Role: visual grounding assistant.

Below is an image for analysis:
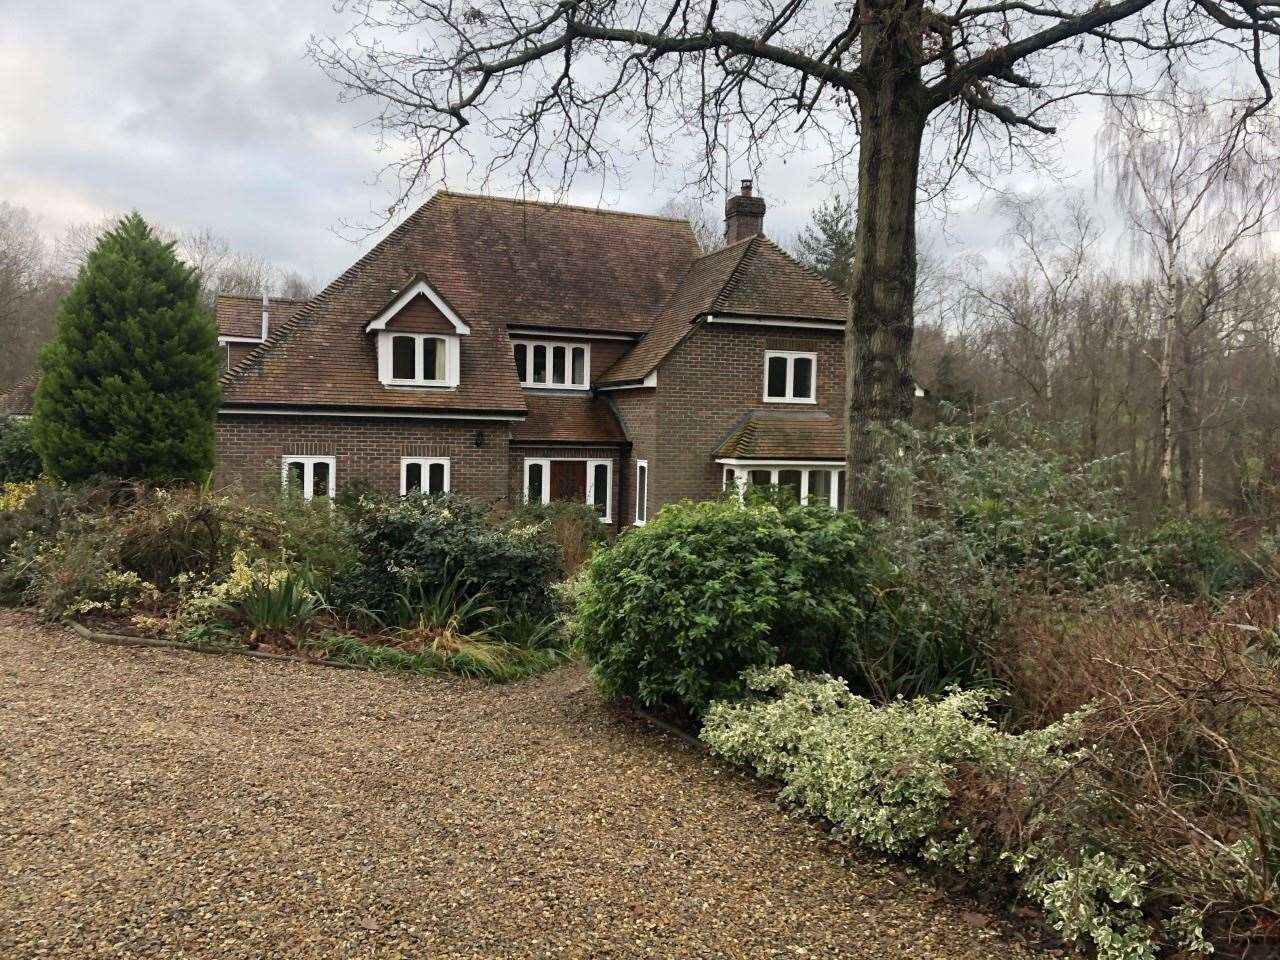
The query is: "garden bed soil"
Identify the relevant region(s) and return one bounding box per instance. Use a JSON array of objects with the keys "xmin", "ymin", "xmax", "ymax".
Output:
[{"xmin": 2, "ymin": 609, "xmax": 1039, "ymax": 959}]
